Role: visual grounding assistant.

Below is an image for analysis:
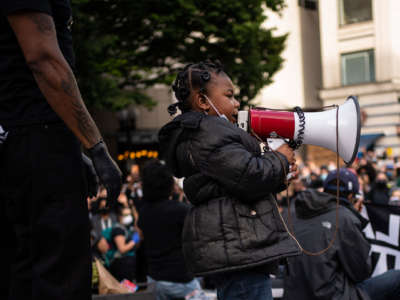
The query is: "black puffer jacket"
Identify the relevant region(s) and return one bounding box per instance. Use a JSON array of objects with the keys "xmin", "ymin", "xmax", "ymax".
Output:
[
  {"xmin": 158, "ymin": 111, "xmax": 300, "ymax": 276},
  {"xmin": 283, "ymin": 189, "xmax": 371, "ymax": 300}
]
